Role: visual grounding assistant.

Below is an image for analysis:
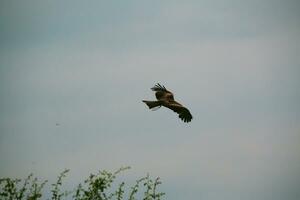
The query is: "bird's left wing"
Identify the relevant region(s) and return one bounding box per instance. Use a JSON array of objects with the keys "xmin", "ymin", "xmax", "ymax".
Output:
[{"xmin": 164, "ymin": 101, "xmax": 193, "ymax": 123}]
